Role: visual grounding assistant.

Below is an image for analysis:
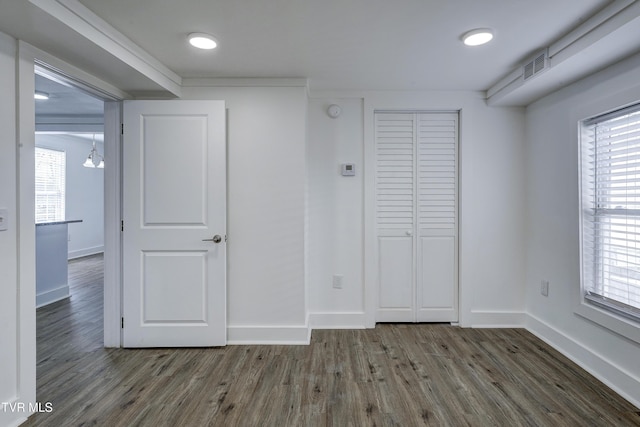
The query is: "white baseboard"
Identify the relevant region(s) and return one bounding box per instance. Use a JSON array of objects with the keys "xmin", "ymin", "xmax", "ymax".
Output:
[
  {"xmin": 308, "ymin": 312, "xmax": 367, "ymax": 329},
  {"xmin": 68, "ymin": 246, "xmax": 104, "ymax": 260},
  {"xmin": 36, "ymin": 285, "xmax": 69, "ymax": 308},
  {"xmin": 526, "ymin": 313, "xmax": 640, "ymax": 409},
  {"xmin": 468, "ymin": 310, "xmax": 526, "ymax": 327},
  {"xmin": 227, "ymin": 324, "xmax": 311, "ymax": 345}
]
